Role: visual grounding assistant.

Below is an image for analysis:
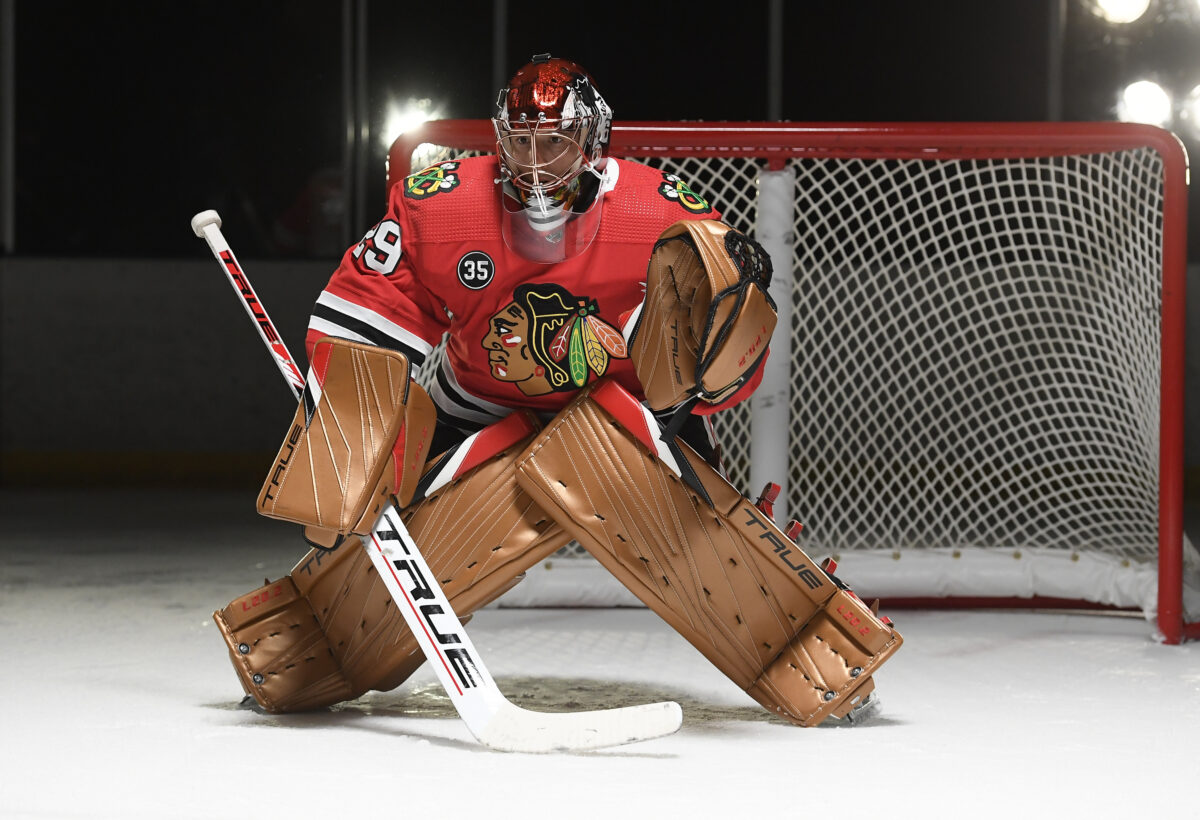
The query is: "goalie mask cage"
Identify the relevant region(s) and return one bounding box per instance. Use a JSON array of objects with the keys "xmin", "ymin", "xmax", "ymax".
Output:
[{"xmin": 388, "ymin": 120, "xmax": 1196, "ymax": 644}]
